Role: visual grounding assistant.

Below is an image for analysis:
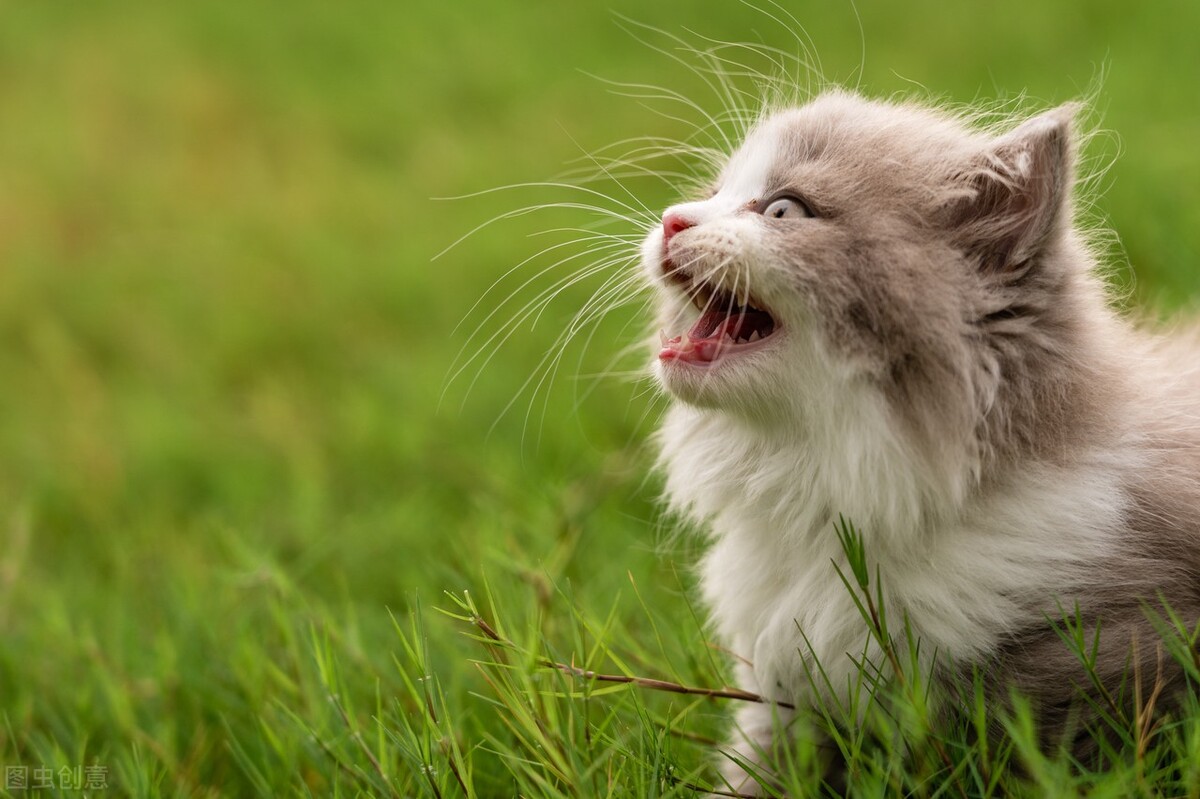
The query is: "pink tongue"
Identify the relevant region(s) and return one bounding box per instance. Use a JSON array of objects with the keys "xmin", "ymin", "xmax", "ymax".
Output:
[
  {"xmin": 659, "ymin": 311, "xmax": 736, "ymax": 363},
  {"xmin": 659, "ymin": 335, "xmax": 724, "ymax": 363}
]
